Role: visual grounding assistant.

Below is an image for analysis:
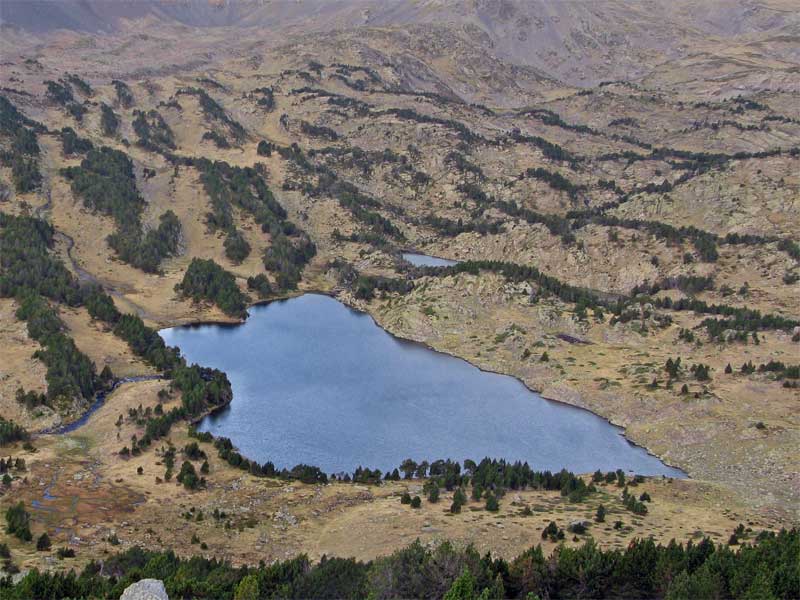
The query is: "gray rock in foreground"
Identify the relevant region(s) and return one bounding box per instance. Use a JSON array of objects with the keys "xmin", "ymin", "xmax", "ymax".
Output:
[{"xmin": 120, "ymin": 579, "xmax": 168, "ymax": 600}]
